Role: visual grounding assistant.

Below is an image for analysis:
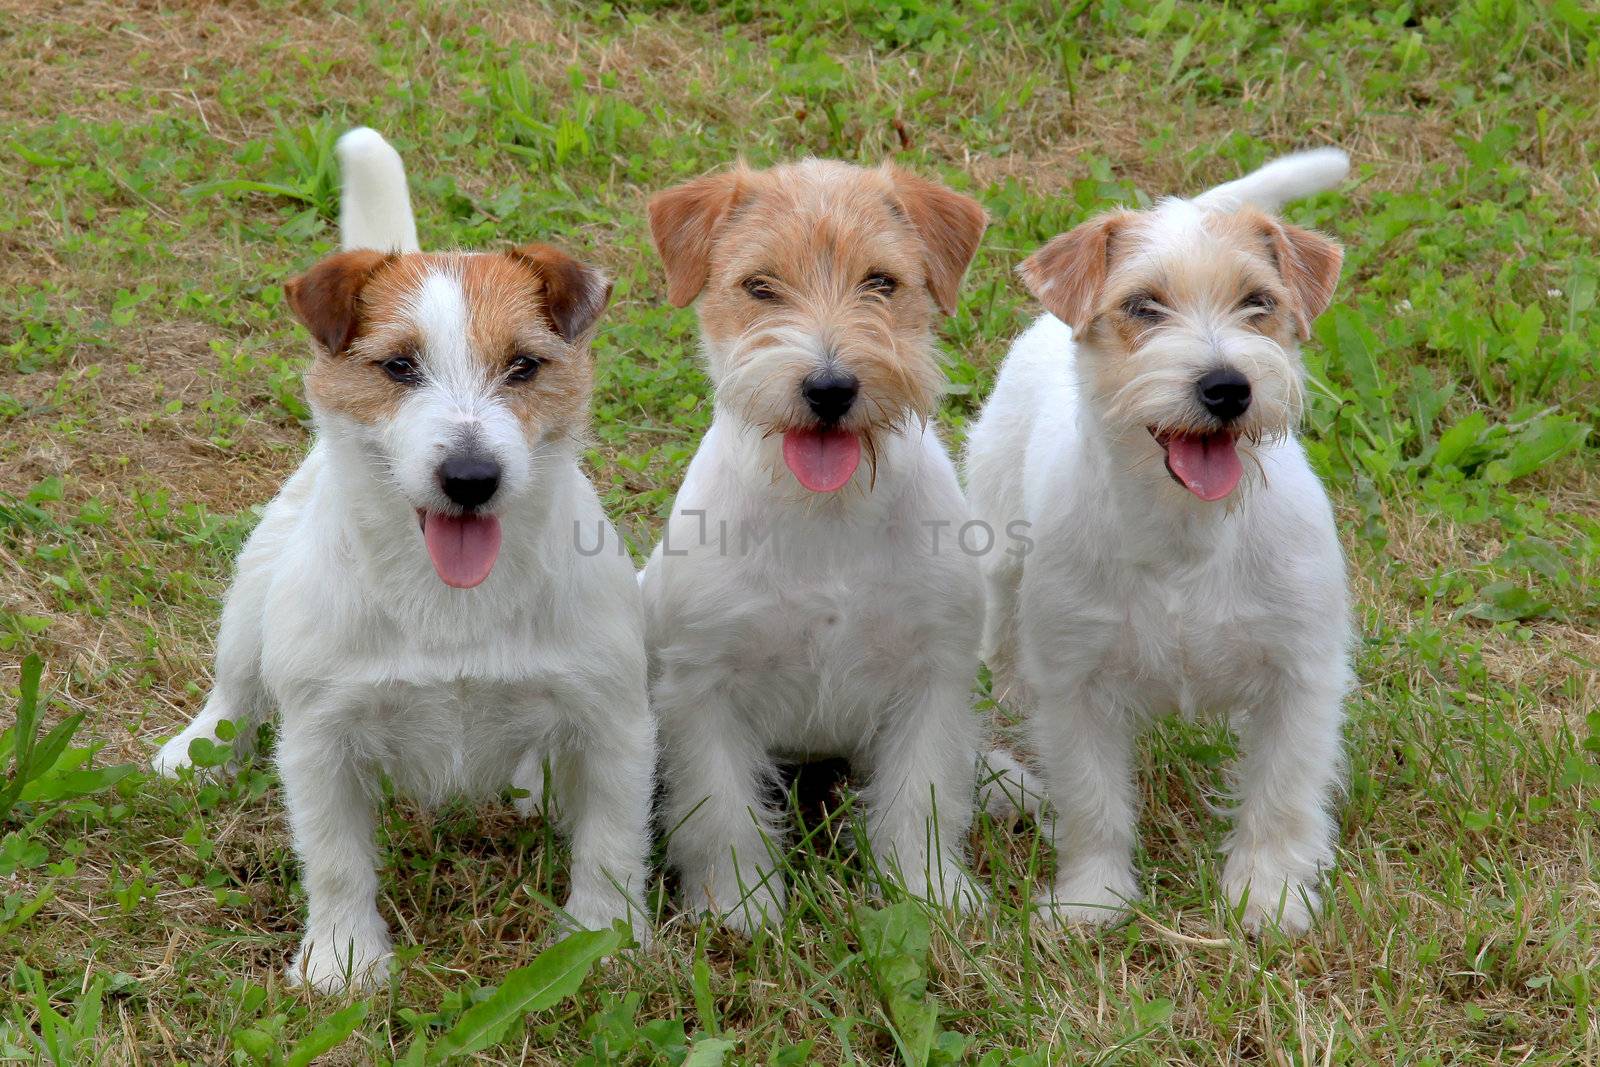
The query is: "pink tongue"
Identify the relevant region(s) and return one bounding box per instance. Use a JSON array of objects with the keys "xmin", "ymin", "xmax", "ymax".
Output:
[
  {"xmin": 782, "ymin": 429, "xmax": 861, "ymax": 493},
  {"xmin": 422, "ymin": 512, "xmax": 503, "ymax": 588},
  {"xmin": 1164, "ymin": 432, "xmax": 1243, "ymax": 501}
]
